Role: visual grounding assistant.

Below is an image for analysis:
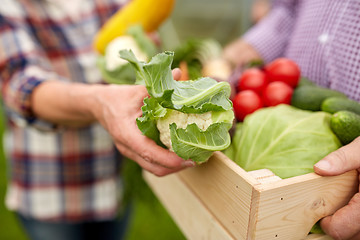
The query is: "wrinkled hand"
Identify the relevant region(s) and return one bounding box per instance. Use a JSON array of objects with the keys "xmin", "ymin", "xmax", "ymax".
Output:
[
  {"xmin": 222, "ymin": 39, "xmax": 262, "ymax": 67},
  {"xmin": 314, "ymin": 137, "xmax": 360, "ymax": 240},
  {"xmin": 92, "ymin": 69, "xmax": 194, "ymax": 176}
]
